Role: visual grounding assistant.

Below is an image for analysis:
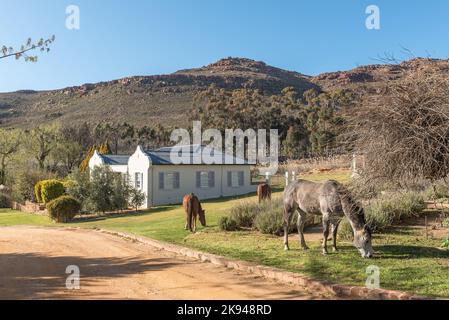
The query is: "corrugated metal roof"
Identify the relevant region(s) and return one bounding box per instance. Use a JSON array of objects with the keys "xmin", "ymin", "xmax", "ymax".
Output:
[
  {"xmin": 144, "ymin": 144, "xmax": 250, "ymax": 165},
  {"xmin": 100, "ymin": 145, "xmax": 251, "ymax": 166},
  {"xmin": 101, "ymin": 155, "xmax": 130, "ymax": 165}
]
